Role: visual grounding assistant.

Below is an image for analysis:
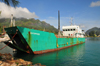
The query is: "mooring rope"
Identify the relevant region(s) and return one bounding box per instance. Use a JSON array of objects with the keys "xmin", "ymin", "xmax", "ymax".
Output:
[
  {"xmin": 0, "ymin": 32, "xmax": 6, "ymax": 37},
  {"xmin": 0, "ymin": 31, "xmax": 17, "ymax": 50}
]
